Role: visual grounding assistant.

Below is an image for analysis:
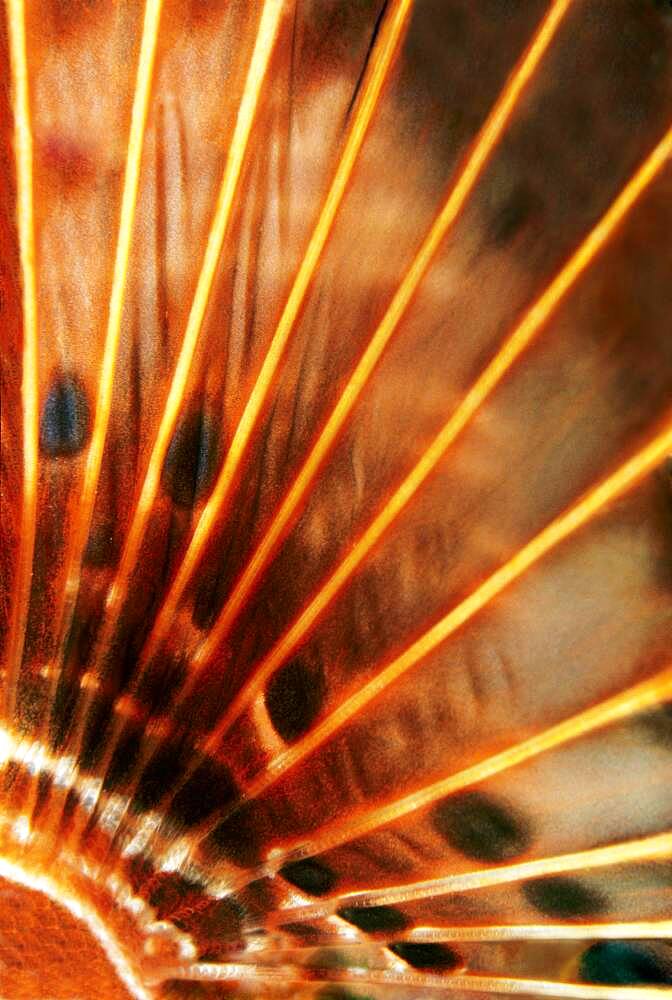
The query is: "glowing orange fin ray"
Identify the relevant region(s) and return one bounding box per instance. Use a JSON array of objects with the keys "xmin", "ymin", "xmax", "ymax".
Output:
[
  {"xmin": 82, "ymin": 0, "xmax": 285, "ymax": 684},
  {"xmin": 213, "ymin": 425, "xmax": 672, "ymax": 827},
  {"xmin": 189, "ymin": 0, "xmax": 575, "ymax": 680},
  {"xmin": 181, "ymin": 417, "xmax": 671, "ymax": 873},
  {"xmin": 2, "ymin": 0, "xmax": 39, "ymax": 723},
  {"xmin": 15, "ymin": 0, "xmax": 164, "ymax": 837},
  {"xmin": 250, "ymin": 920, "xmax": 672, "ymax": 947},
  {"xmin": 273, "ymin": 832, "xmax": 672, "ymax": 922},
  {"xmin": 60, "ymin": 0, "xmax": 285, "ymax": 779},
  {"xmin": 161, "ymin": 960, "xmax": 672, "ymax": 999},
  {"xmin": 138, "ymin": 0, "xmax": 415, "ymax": 670},
  {"xmin": 43, "ymin": 0, "xmax": 164, "ymax": 715},
  {"xmin": 250, "ymin": 666, "xmax": 672, "ymax": 862},
  {"xmin": 202, "ymin": 126, "xmax": 672, "ymax": 759},
  {"xmin": 413, "ymin": 921, "xmax": 672, "ymax": 943},
  {"xmin": 431, "ymin": 981, "xmax": 672, "ymax": 1000},
  {"xmin": 85, "ymin": 0, "xmax": 413, "ymax": 851},
  {"xmin": 94, "ymin": 0, "xmax": 575, "ymax": 858},
  {"xmin": 189, "ymin": 663, "xmax": 671, "ymax": 893}
]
